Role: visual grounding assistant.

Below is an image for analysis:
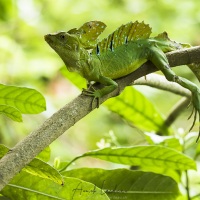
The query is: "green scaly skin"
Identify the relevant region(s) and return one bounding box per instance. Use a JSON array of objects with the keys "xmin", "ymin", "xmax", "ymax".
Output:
[{"xmin": 45, "ymin": 21, "xmax": 200, "ymax": 140}]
